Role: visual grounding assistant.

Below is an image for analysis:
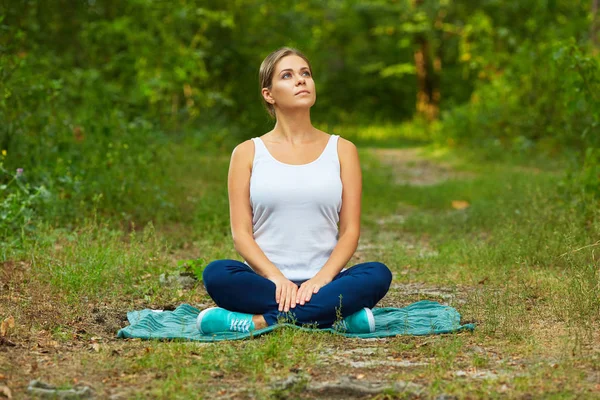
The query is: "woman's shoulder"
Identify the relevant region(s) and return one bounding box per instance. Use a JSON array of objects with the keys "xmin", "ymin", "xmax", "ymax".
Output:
[
  {"xmin": 334, "ymin": 135, "xmax": 357, "ymax": 155},
  {"xmin": 230, "ymin": 139, "xmax": 255, "ymax": 167},
  {"xmin": 336, "ymin": 135, "xmax": 356, "ymax": 147},
  {"xmin": 312, "ymin": 129, "xmax": 353, "ymax": 149},
  {"xmin": 233, "ymin": 138, "xmax": 255, "ymax": 153},
  {"xmin": 333, "ymin": 135, "xmax": 359, "ymax": 168}
]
